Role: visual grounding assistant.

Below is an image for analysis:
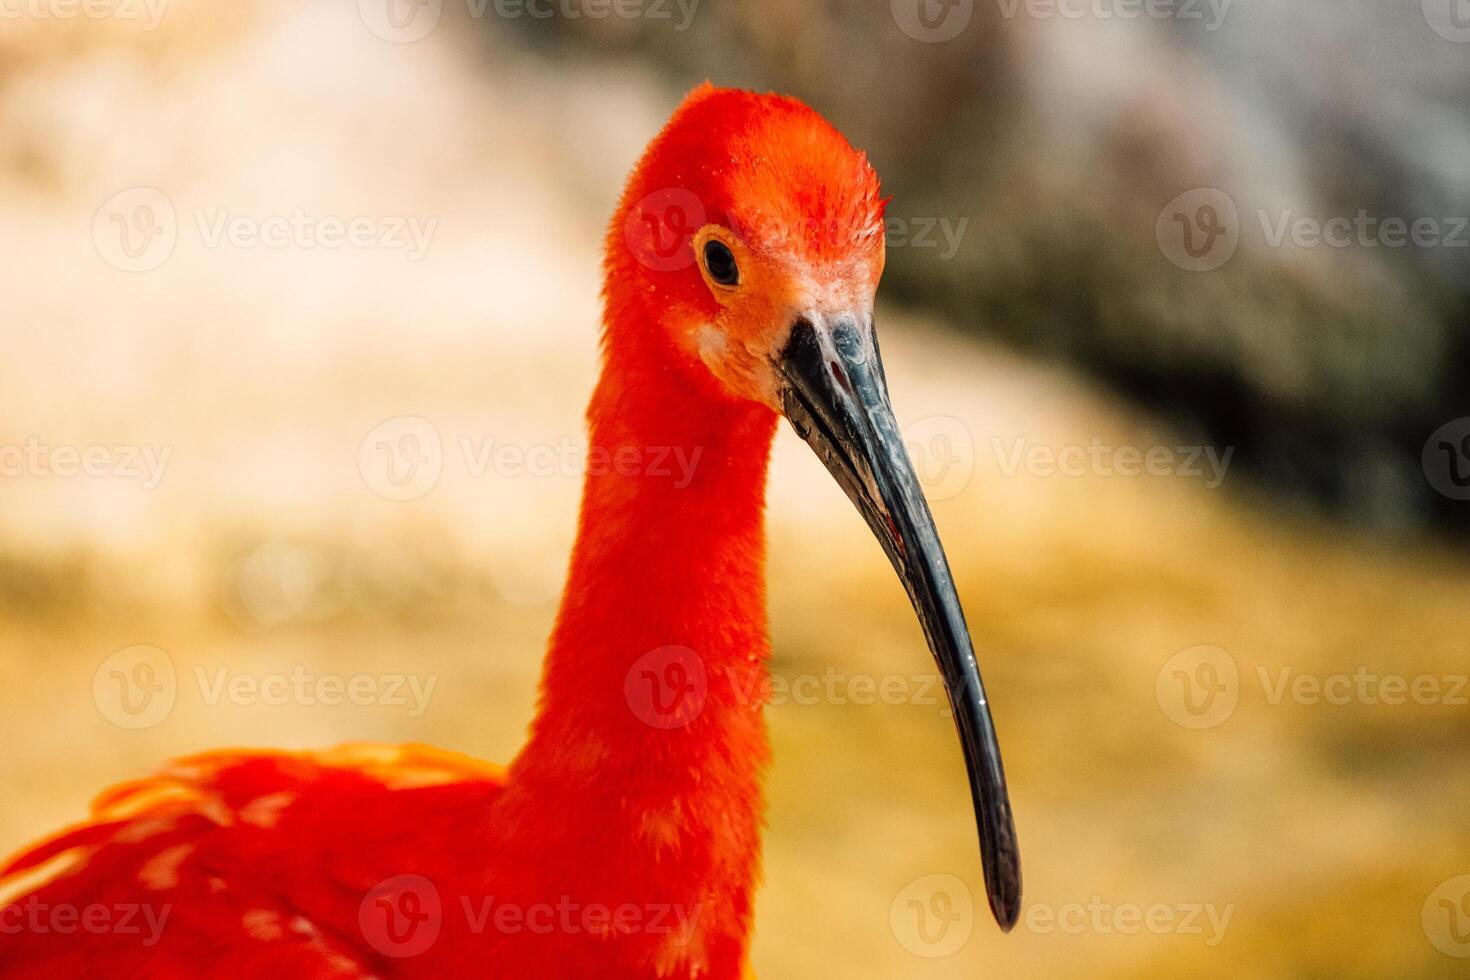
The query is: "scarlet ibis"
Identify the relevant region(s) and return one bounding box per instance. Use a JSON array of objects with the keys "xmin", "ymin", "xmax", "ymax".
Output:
[{"xmin": 0, "ymin": 84, "xmax": 1019, "ymax": 977}]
